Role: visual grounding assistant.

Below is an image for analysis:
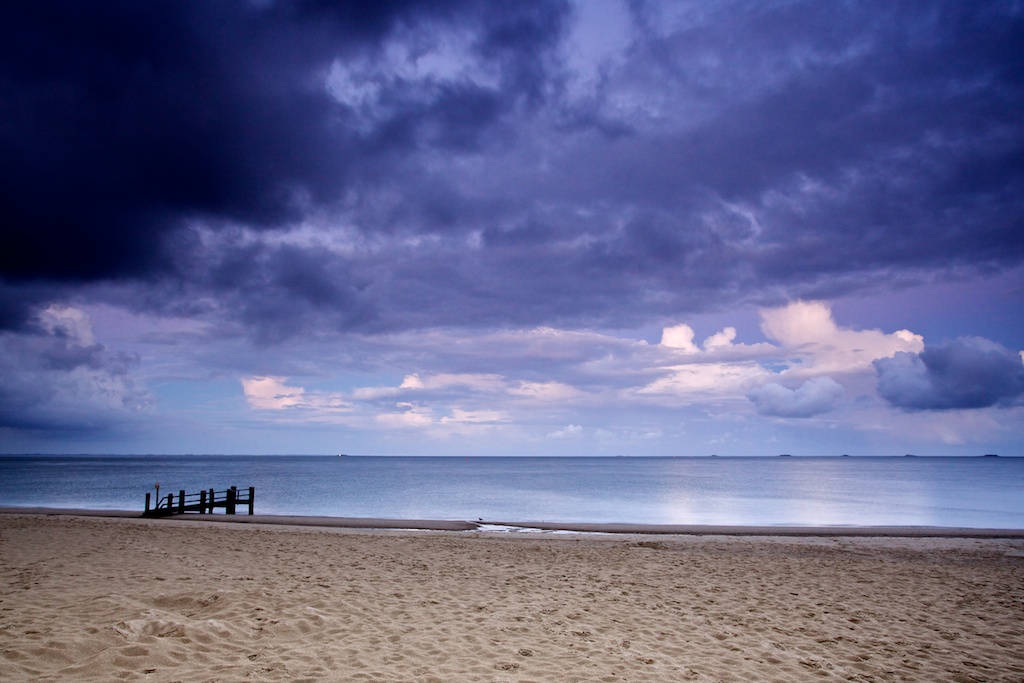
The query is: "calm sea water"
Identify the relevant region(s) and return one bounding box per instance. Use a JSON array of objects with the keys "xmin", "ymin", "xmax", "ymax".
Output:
[{"xmin": 0, "ymin": 455, "xmax": 1021, "ymax": 529}]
